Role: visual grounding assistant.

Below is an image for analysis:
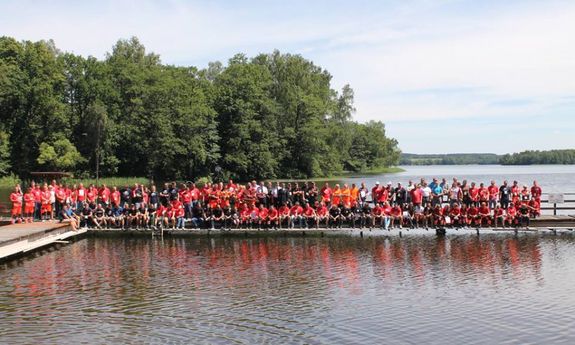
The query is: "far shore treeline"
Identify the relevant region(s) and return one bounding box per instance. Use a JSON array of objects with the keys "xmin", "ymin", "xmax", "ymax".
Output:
[
  {"xmin": 0, "ymin": 36, "xmax": 401, "ymax": 182},
  {"xmin": 401, "ymin": 150, "xmax": 575, "ymax": 166}
]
